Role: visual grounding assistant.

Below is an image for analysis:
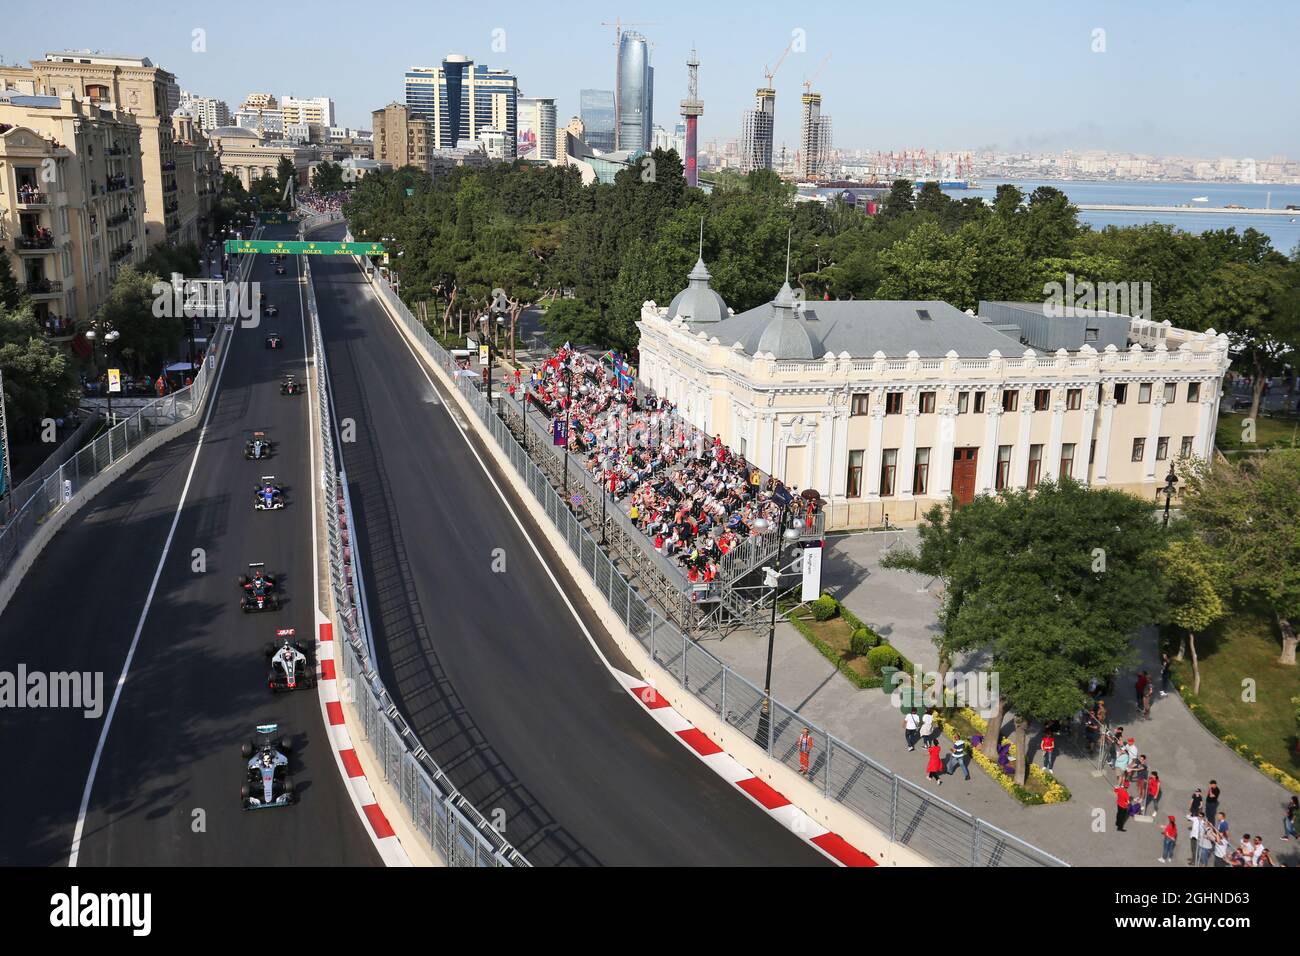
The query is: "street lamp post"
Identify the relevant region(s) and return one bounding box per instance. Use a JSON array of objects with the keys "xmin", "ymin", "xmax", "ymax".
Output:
[
  {"xmin": 1161, "ymin": 465, "xmax": 1178, "ymax": 528},
  {"xmin": 752, "ymin": 483, "xmax": 797, "ymax": 751},
  {"xmin": 85, "ymin": 327, "xmax": 121, "ymax": 426}
]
